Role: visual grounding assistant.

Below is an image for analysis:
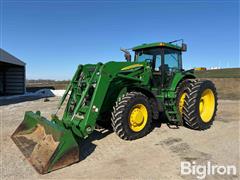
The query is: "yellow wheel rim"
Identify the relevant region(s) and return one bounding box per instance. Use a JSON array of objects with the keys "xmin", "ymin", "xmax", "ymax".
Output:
[
  {"xmin": 129, "ymin": 104, "xmax": 148, "ymax": 132},
  {"xmin": 199, "ymin": 89, "xmax": 215, "ymax": 122},
  {"xmin": 179, "ymin": 92, "xmax": 187, "ymax": 114}
]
